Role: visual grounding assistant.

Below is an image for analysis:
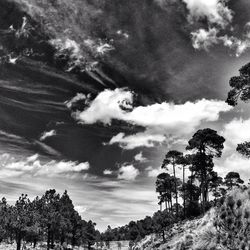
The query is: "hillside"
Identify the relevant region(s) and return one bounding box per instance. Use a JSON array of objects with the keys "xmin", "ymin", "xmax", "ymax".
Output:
[{"xmin": 134, "ymin": 188, "xmax": 250, "ymax": 250}]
